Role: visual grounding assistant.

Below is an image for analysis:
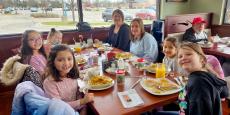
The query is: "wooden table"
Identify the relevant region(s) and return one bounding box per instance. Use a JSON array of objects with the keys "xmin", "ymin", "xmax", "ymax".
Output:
[
  {"xmin": 86, "ymin": 48, "xmax": 179, "ymax": 115},
  {"xmin": 202, "ymin": 44, "xmax": 230, "ymax": 59}
]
